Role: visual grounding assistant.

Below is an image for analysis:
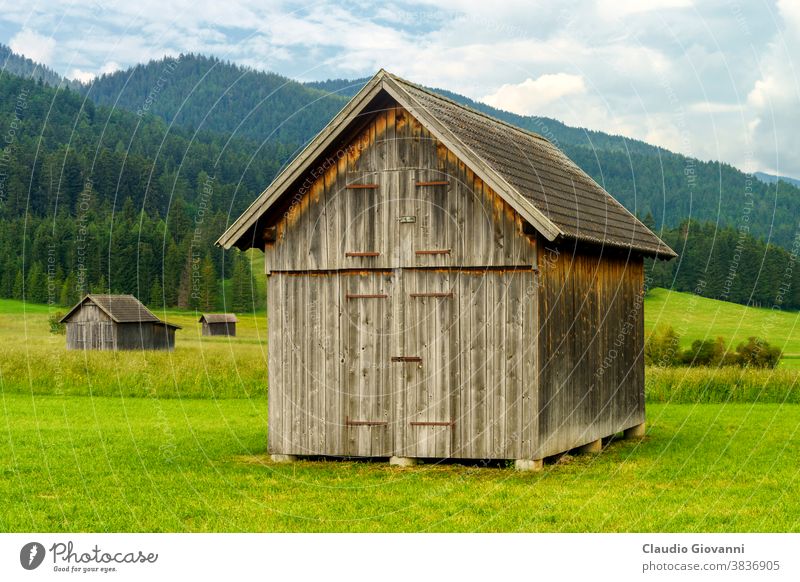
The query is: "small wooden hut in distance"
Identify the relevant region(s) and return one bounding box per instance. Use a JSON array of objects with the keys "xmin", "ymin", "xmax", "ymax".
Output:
[
  {"xmin": 217, "ymin": 70, "xmax": 676, "ymax": 469},
  {"xmin": 199, "ymin": 313, "xmax": 237, "ymax": 336},
  {"xmin": 60, "ymin": 294, "xmax": 180, "ymax": 351}
]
